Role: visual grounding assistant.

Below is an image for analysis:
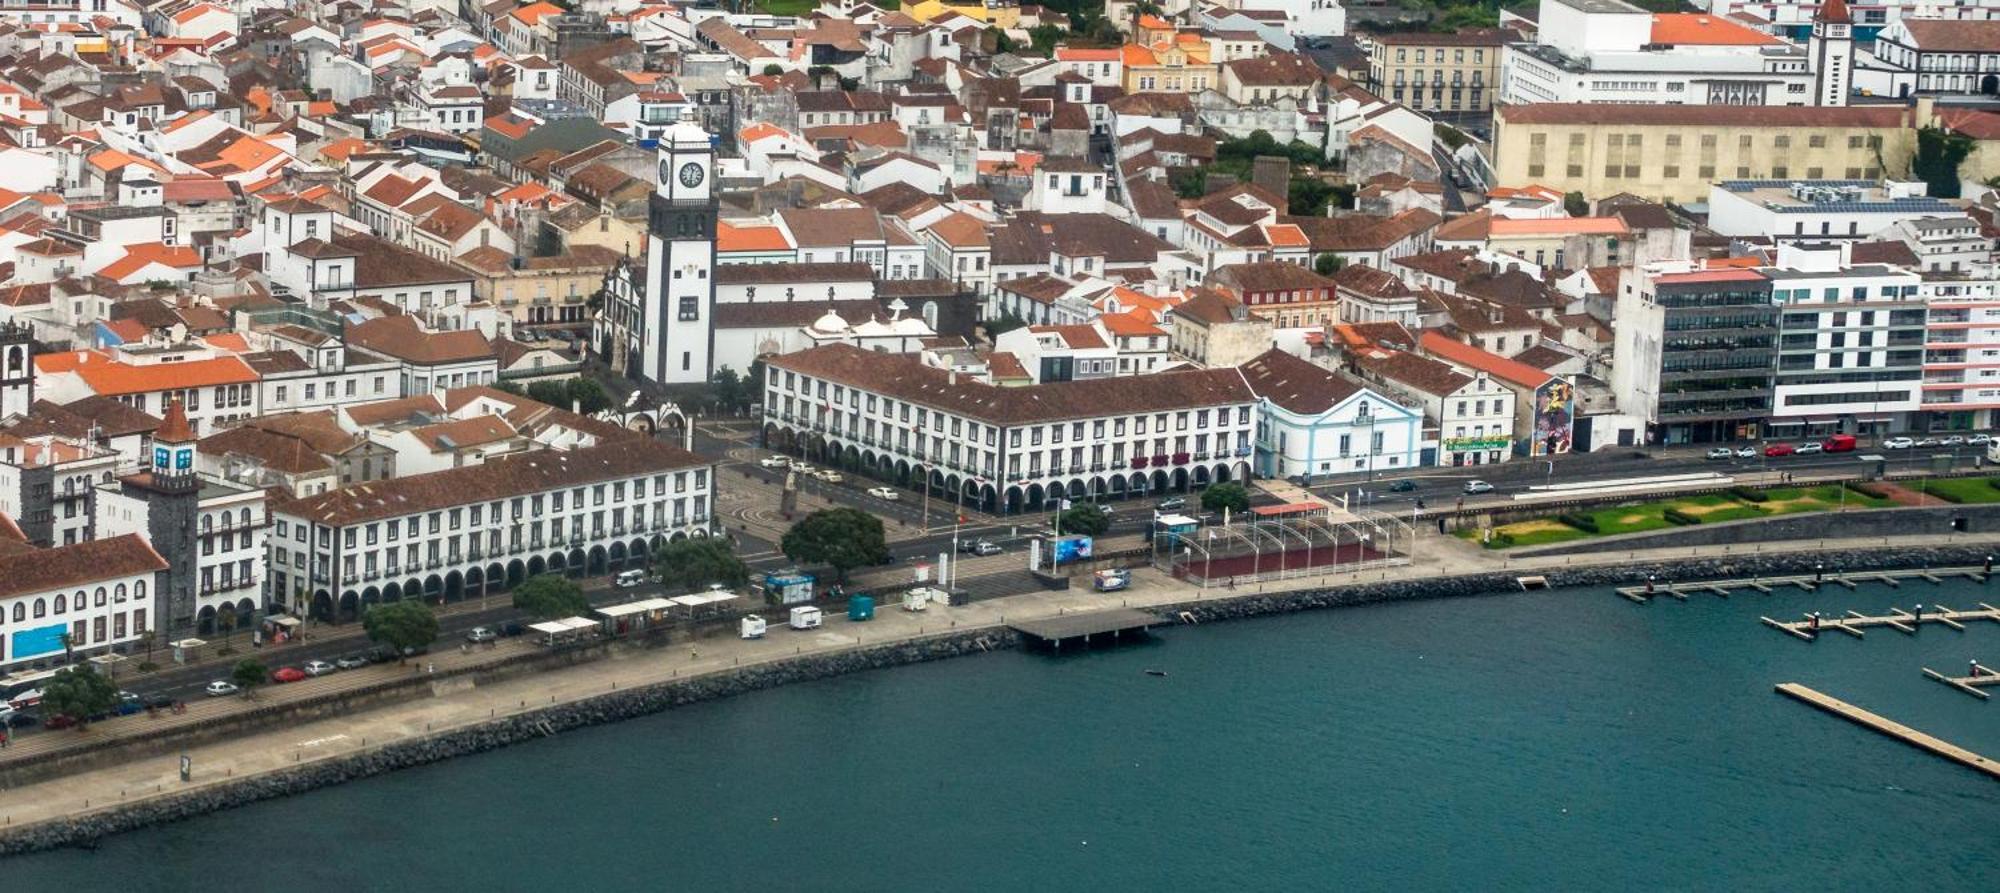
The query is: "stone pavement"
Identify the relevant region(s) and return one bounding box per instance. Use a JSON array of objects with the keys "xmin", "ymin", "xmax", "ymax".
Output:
[{"xmin": 5, "ymin": 527, "xmax": 1999, "ymax": 833}]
